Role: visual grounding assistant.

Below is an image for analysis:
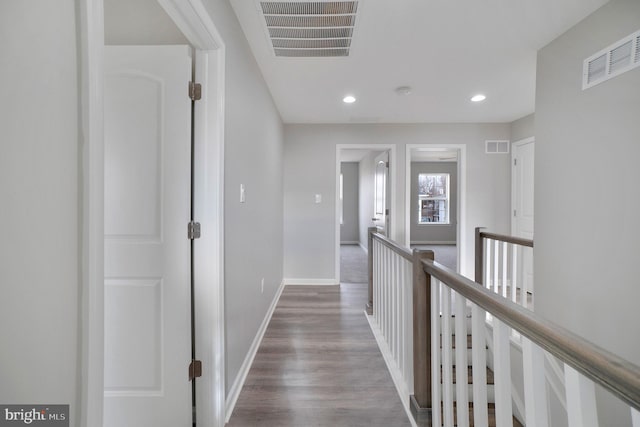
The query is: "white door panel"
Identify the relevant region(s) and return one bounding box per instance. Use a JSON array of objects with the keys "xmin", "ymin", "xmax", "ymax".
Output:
[
  {"xmin": 513, "ymin": 140, "xmax": 535, "ymax": 300},
  {"xmin": 104, "ymin": 45, "xmax": 192, "ymax": 427},
  {"xmin": 373, "ymin": 150, "xmax": 390, "ymax": 234}
]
